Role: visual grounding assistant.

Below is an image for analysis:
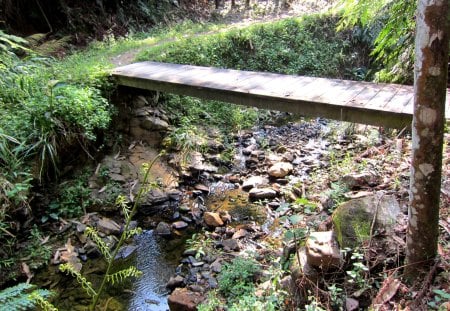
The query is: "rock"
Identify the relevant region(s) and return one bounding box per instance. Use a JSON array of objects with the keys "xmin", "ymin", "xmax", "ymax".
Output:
[
  {"xmin": 166, "ymin": 275, "xmax": 185, "ymax": 290},
  {"xmin": 219, "ymin": 211, "xmax": 232, "ymax": 224},
  {"xmin": 340, "ymin": 172, "xmax": 380, "ymax": 189},
  {"xmin": 168, "ymin": 288, "xmax": 205, "ymax": 311},
  {"xmin": 155, "ymin": 222, "xmax": 171, "ymax": 236},
  {"xmin": 232, "ymin": 228, "xmax": 247, "ymax": 239},
  {"xmin": 210, "ymin": 259, "xmax": 222, "ymax": 273},
  {"xmin": 203, "ymin": 212, "xmax": 224, "ymax": 227},
  {"xmin": 133, "ymin": 95, "xmax": 149, "ymax": 108},
  {"xmin": 172, "ymin": 221, "xmax": 189, "ymax": 230},
  {"xmin": 194, "ymin": 184, "xmax": 210, "ymax": 193},
  {"xmin": 249, "ymin": 188, "xmax": 277, "ymax": 200},
  {"xmin": 305, "ymin": 231, "xmax": 342, "ymax": 269},
  {"xmin": 346, "ymin": 298, "xmax": 359, "ymax": 311},
  {"xmin": 268, "ymin": 162, "xmax": 293, "ymax": 178},
  {"xmin": 109, "ymin": 173, "xmax": 126, "ymax": 183},
  {"xmin": 114, "ymin": 245, "xmax": 137, "ymax": 260},
  {"xmin": 140, "ymin": 116, "xmax": 169, "ymax": 131},
  {"xmin": 332, "ymin": 193, "xmax": 401, "ymax": 248},
  {"xmin": 242, "ymin": 176, "xmax": 268, "ymax": 191},
  {"xmin": 222, "ymin": 239, "xmax": 240, "ymax": 252},
  {"xmin": 97, "ymin": 217, "xmax": 121, "ymax": 235},
  {"xmin": 290, "ymin": 247, "xmax": 318, "ymax": 283}
]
